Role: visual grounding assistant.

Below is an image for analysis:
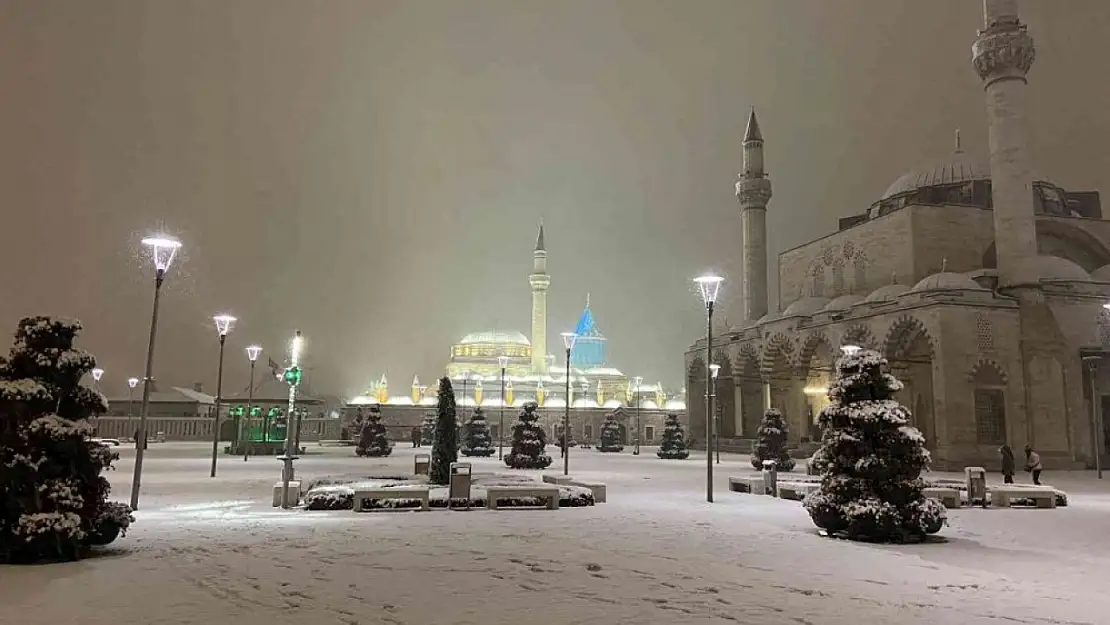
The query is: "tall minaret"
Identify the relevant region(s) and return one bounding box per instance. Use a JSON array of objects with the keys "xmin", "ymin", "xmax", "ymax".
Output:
[
  {"xmin": 735, "ymin": 108, "xmax": 772, "ymax": 321},
  {"xmin": 529, "ymin": 222, "xmax": 549, "ymax": 374},
  {"xmin": 973, "ymin": 0, "xmax": 1037, "ymax": 287}
]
